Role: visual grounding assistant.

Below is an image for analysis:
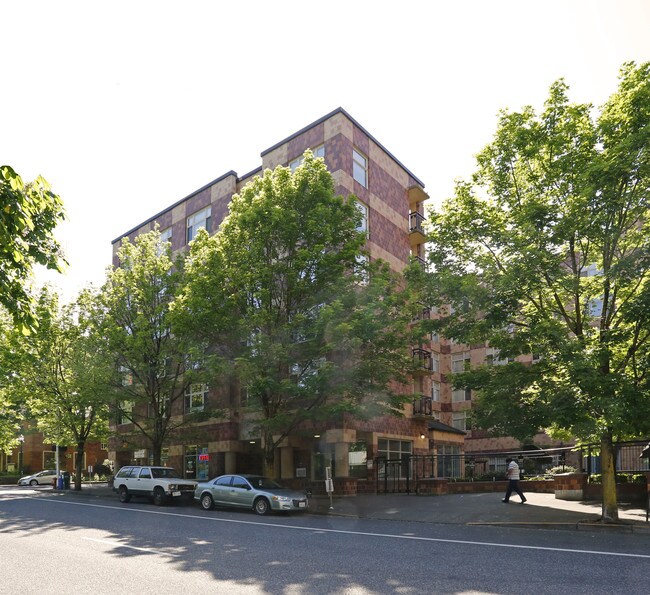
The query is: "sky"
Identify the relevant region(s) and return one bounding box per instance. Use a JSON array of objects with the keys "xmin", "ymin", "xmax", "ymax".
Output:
[{"xmin": 3, "ymin": 0, "xmax": 650, "ymax": 303}]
